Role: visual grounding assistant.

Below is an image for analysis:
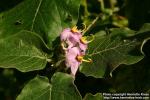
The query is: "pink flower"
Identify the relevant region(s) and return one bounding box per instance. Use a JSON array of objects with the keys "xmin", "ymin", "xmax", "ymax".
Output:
[
  {"xmin": 60, "ymin": 28, "xmax": 82, "ymax": 49},
  {"xmin": 60, "ymin": 27, "xmax": 91, "ymax": 76},
  {"xmin": 79, "ymin": 42, "xmax": 87, "ymax": 55},
  {"xmin": 60, "ymin": 28, "xmax": 72, "ymax": 41},
  {"xmin": 65, "ymin": 47, "xmax": 82, "ymax": 76}
]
